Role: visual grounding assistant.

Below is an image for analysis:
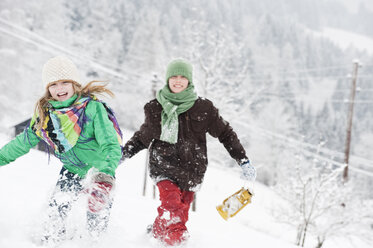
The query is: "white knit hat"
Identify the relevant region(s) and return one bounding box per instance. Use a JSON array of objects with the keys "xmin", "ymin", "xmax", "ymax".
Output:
[{"xmin": 42, "ymin": 55, "xmax": 80, "ymax": 86}]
